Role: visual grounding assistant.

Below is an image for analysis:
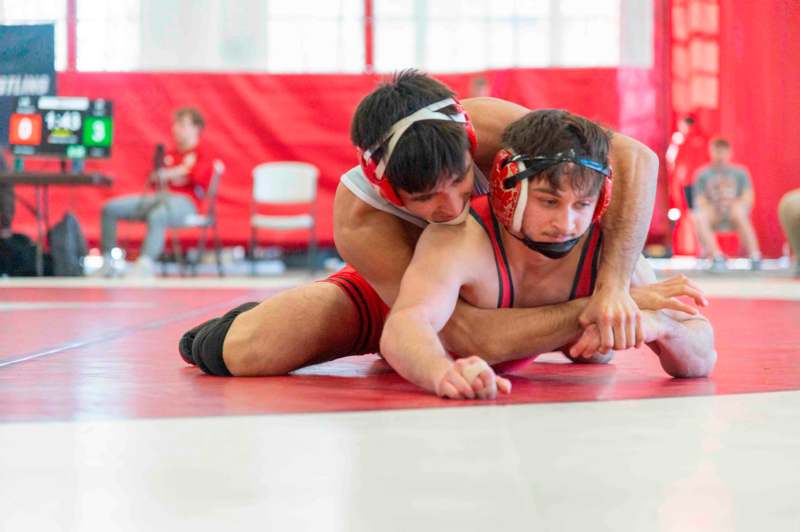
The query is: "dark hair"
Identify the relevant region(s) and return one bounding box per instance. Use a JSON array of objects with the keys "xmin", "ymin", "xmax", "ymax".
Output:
[
  {"xmin": 502, "ymin": 109, "xmax": 611, "ymax": 196},
  {"xmin": 350, "ymin": 70, "xmax": 470, "ymax": 194},
  {"xmin": 174, "ymin": 107, "xmax": 205, "ymax": 130},
  {"xmin": 710, "ymin": 137, "xmax": 730, "ymax": 149}
]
